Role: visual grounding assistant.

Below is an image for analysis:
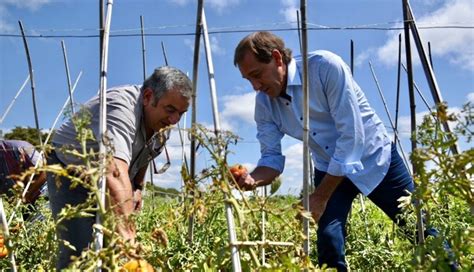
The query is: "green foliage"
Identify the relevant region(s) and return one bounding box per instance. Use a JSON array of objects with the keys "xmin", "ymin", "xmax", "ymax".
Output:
[
  {"xmin": 145, "ymin": 184, "xmax": 180, "ymax": 197},
  {"xmin": 0, "ymin": 103, "xmax": 472, "ymax": 271},
  {"xmin": 3, "ymin": 126, "xmax": 50, "ymax": 147}
]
